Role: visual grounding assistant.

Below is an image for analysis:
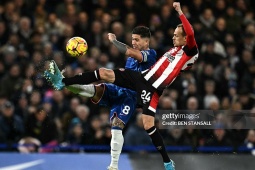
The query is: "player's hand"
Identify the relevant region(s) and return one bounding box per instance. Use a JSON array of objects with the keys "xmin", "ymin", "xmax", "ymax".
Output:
[
  {"xmin": 108, "ymin": 33, "xmax": 117, "ymax": 42},
  {"xmin": 173, "ymin": 2, "xmax": 183, "ymax": 15}
]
